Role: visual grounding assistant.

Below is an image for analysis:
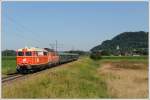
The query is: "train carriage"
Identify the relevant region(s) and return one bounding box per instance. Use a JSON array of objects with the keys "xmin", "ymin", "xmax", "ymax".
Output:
[{"xmin": 58, "ymin": 52, "xmax": 79, "ymax": 64}]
